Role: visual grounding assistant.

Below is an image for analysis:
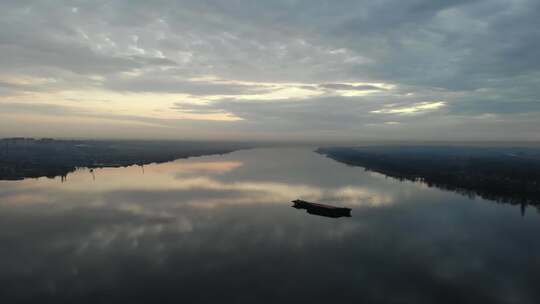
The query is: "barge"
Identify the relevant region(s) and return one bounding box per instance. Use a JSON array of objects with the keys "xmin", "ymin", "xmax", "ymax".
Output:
[{"xmin": 292, "ymin": 199, "xmax": 351, "ymax": 218}]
